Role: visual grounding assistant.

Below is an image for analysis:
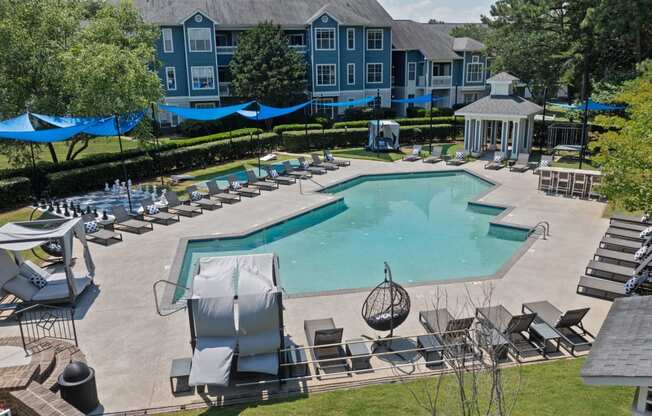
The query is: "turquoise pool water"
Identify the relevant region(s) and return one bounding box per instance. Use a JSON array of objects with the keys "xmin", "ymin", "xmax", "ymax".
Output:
[{"xmin": 177, "ymin": 171, "xmax": 528, "ymax": 298}]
